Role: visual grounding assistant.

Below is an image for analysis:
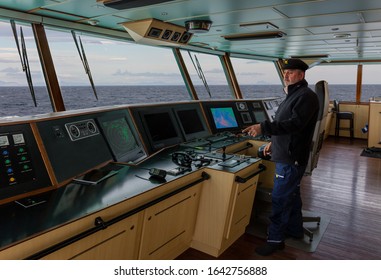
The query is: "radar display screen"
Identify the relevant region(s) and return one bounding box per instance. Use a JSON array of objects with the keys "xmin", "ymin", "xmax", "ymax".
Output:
[{"xmin": 100, "ymin": 117, "xmax": 139, "ymax": 161}]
